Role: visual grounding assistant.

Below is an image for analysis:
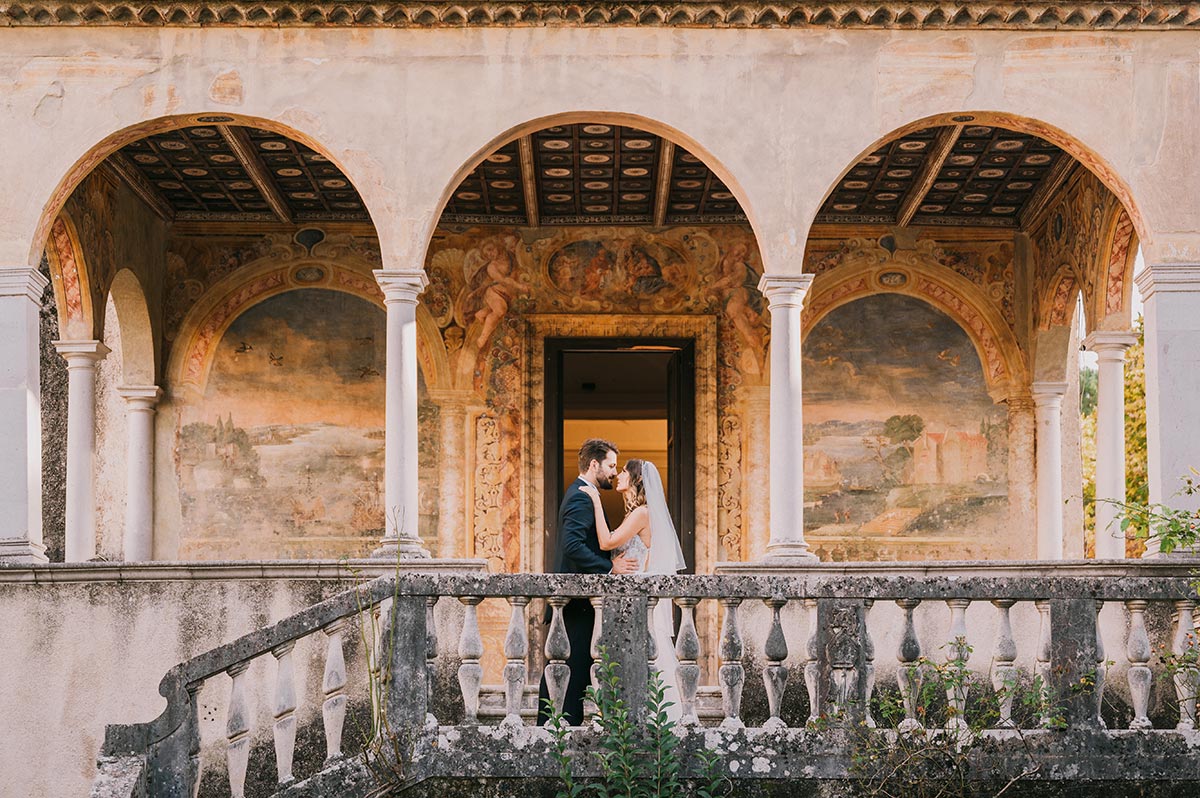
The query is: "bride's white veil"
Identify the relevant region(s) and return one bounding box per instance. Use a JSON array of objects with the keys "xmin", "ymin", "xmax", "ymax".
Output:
[{"xmin": 640, "ymin": 461, "xmax": 687, "ymax": 574}]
